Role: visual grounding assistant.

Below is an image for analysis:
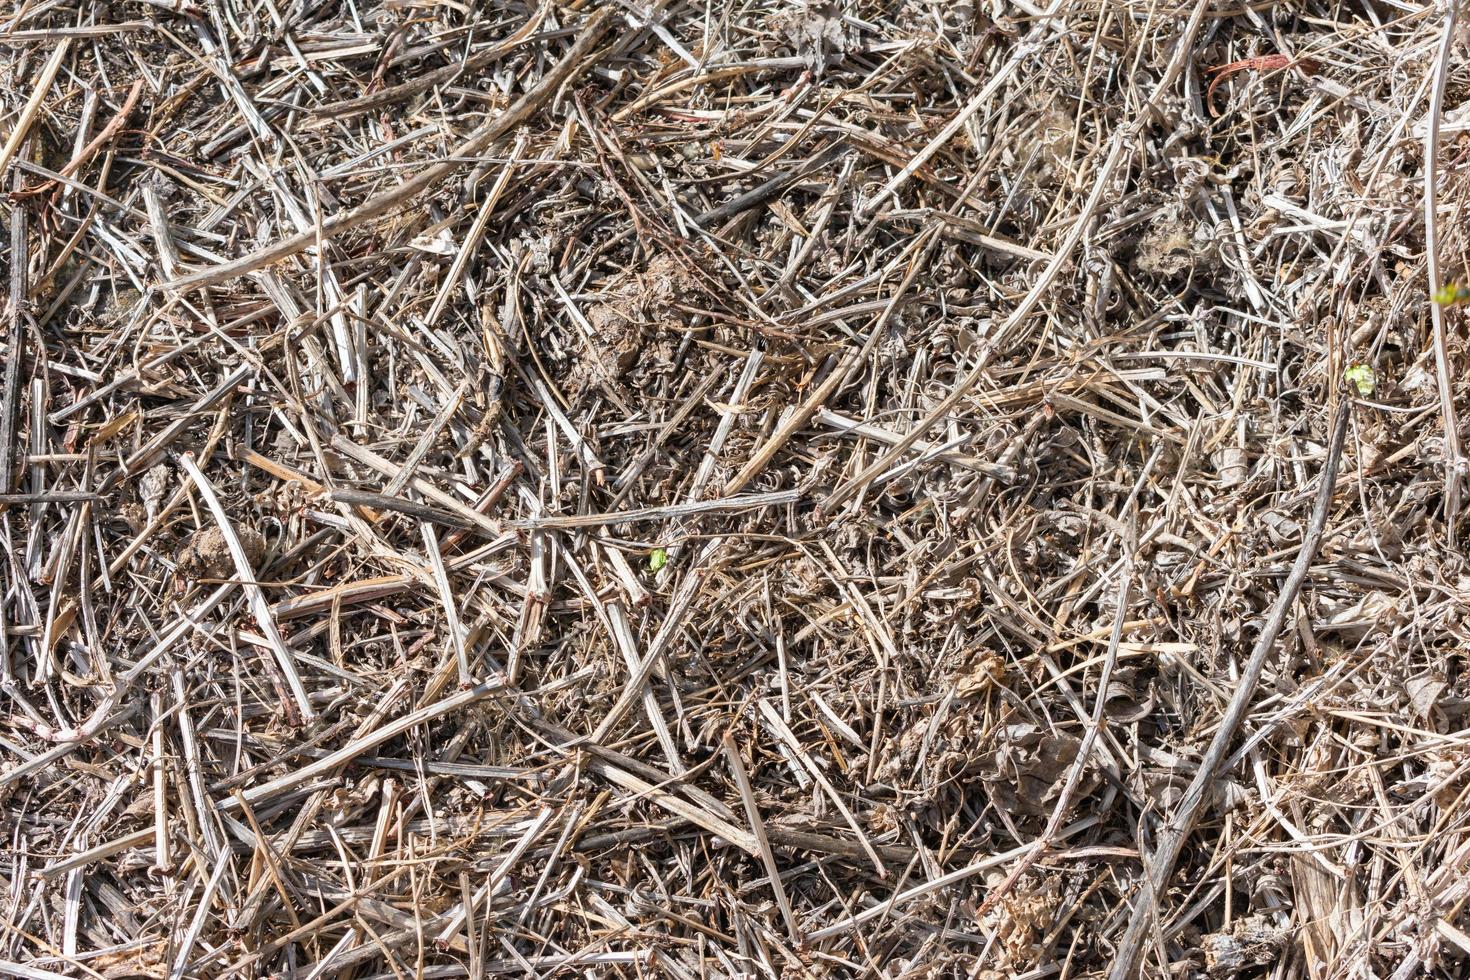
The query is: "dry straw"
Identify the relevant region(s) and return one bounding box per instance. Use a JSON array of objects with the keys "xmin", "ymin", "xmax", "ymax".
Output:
[{"xmin": 1, "ymin": 0, "xmax": 1467, "ymax": 976}]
